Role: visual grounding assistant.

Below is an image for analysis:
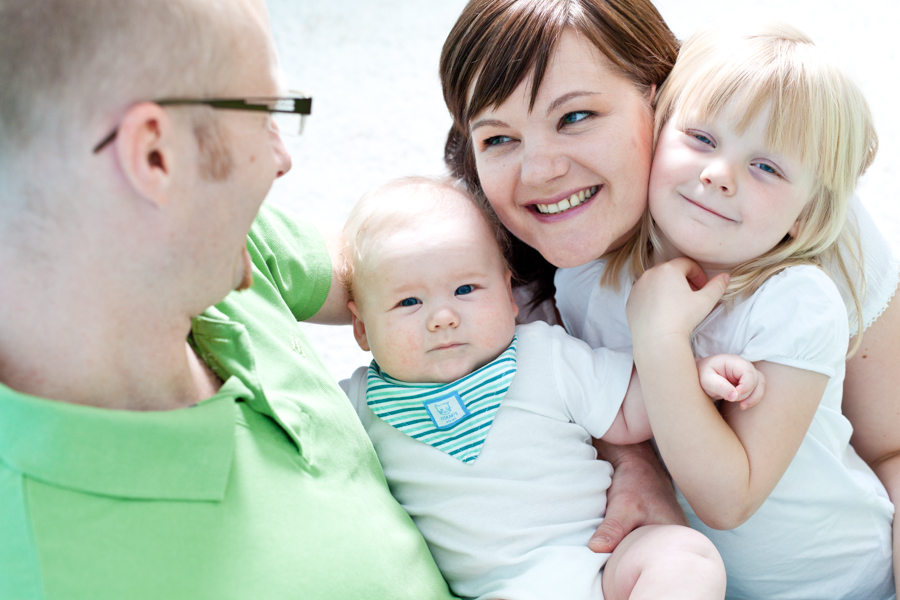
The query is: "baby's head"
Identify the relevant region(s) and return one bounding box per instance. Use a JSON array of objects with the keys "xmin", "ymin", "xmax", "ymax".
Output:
[
  {"xmin": 342, "ymin": 176, "xmax": 518, "ymax": 384},
  {"xmin": 607, "ymin": 23, "xmax": 877, "ymax": 296}
]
